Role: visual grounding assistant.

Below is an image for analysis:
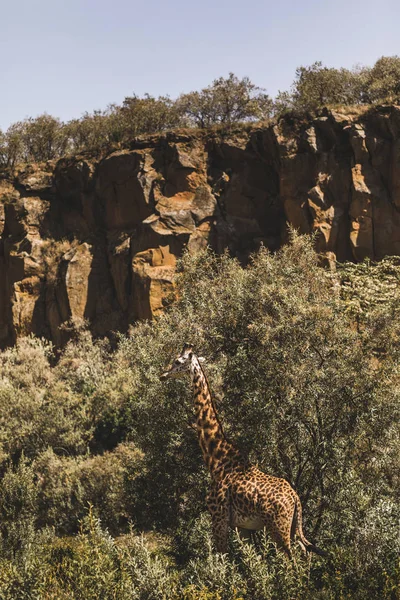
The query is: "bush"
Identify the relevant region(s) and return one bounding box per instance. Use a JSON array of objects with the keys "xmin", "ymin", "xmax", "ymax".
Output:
[
  {"xmin": 19, "ymin": 114, "xmax": 69, "ymax": 162},
  {"xmin": 275, "ymin": 55, "xmax": 400, "ymax": 114},
  {"xmin": 0, "ymin": 235, "xmax": 398, "ymax": 597},
  {"xmin": 363, "ymin": 55, "xmax": 400, "ymax": 103},
  {"xmin": 1, "ymin": 59, "xmax": 400, "ymax": 167},
  {"xmin": 117, "ymin": 94, "xmax": 181, "ymax": 137},
  {"xmin": 275, "ymin": 61, "xmax": 365, "ymax": 114},
  {"xmin": 0, "ymin": 122, "xmax": 26, "ymax": 169},
  {"xmin": 0, "ymin": 458, "xmax": 38, "ymax": 558},
  {"xmin": 65, "ymin": 109, "xmax": 118, "ymax": 154},
  {"xmin": 0, "ymin": 510, "xmax": 178, "ymax": 600},
  {"xmin": 177, "ymin": 73, "xmax": 273, "ymax": 127},
  {"xmin": 0, "ymin": 336, "xmax": 93, "ymax": 461},
  {"xmin": 34, "ymin": 443, "xmax": 143, "ymax": 534}
]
